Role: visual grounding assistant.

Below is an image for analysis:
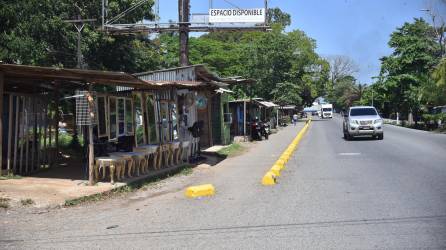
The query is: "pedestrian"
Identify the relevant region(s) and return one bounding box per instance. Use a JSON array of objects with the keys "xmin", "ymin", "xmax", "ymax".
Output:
[{"xmin": 292, "ymin": 113, "xmax": 298, "ymax": 126}]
